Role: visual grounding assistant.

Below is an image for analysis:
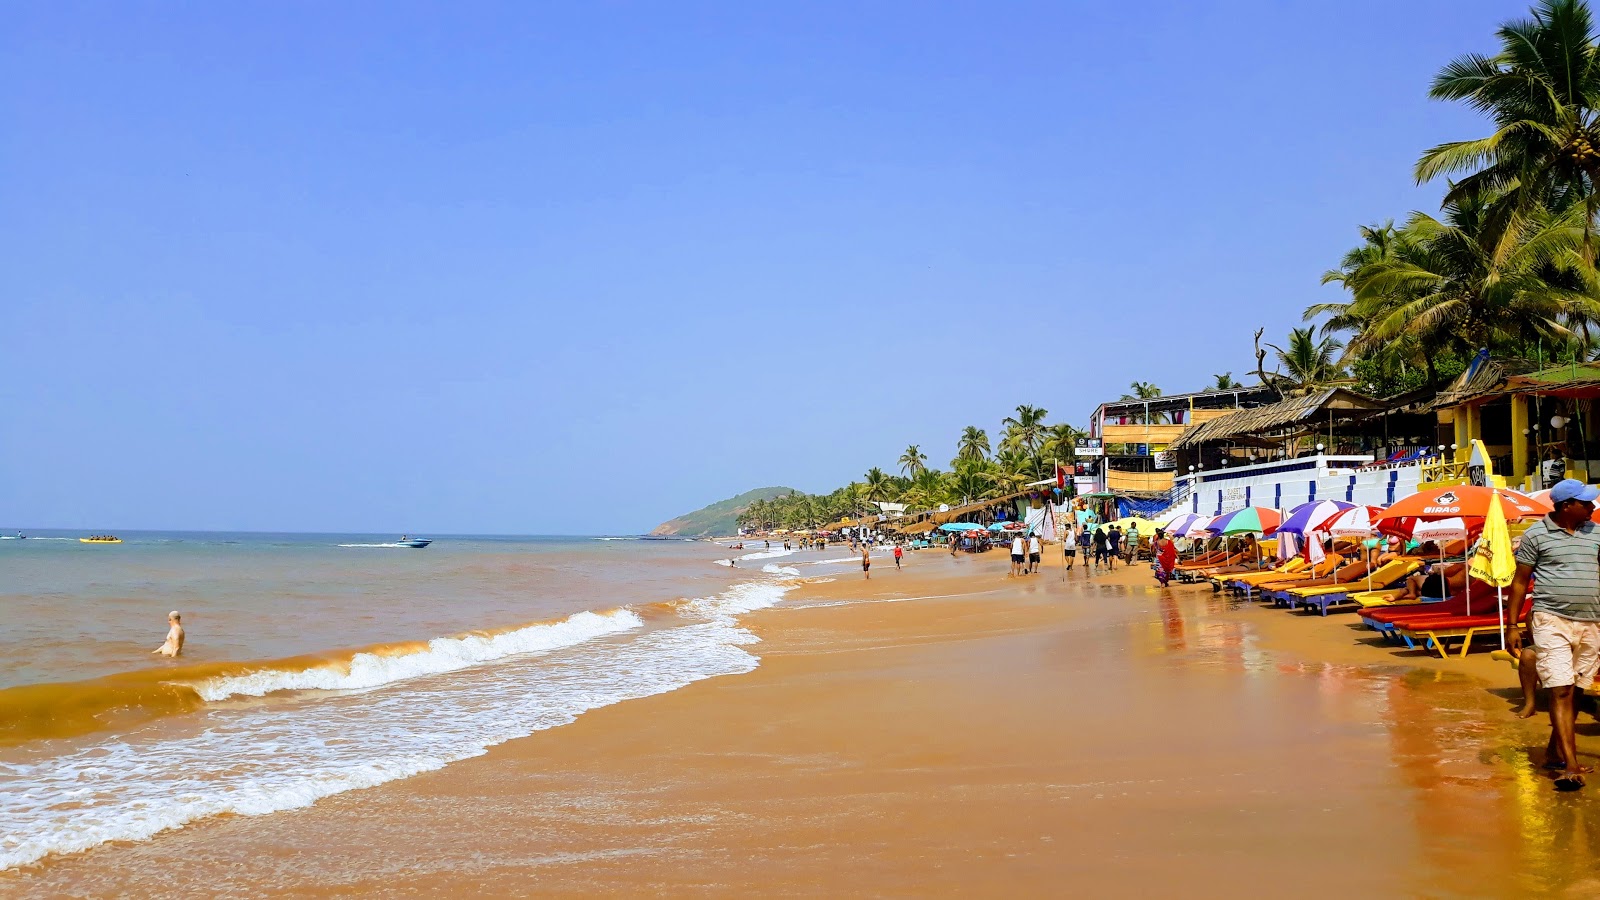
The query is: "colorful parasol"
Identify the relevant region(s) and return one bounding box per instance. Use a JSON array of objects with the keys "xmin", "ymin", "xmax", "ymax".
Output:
[{"xmin": 1206, "ymin": 506, "xmax": 1282, "ymax": 536}]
